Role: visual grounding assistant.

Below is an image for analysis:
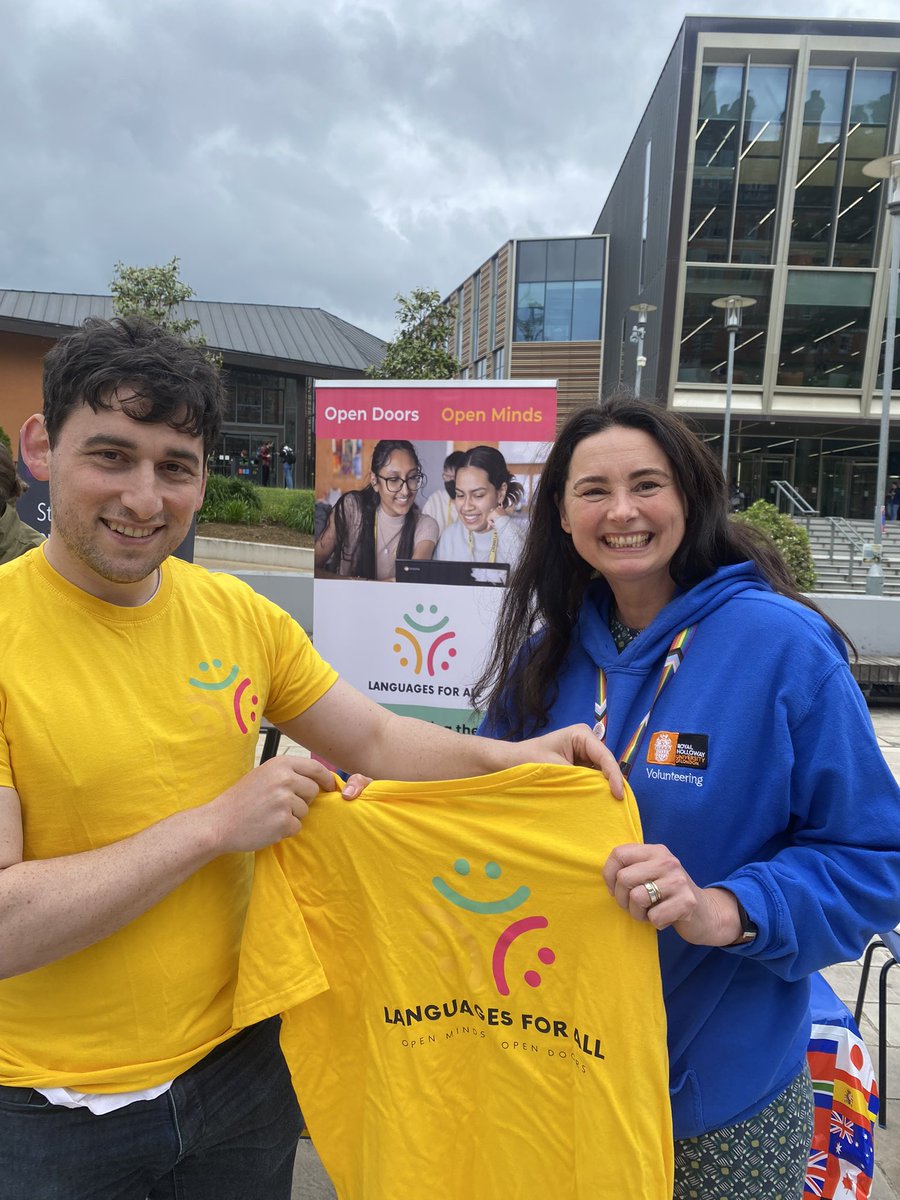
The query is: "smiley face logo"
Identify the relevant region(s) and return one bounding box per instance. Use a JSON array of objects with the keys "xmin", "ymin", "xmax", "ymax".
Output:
[
  {"xmin": 432, "ymin": 858, "xmax": 530, "ymax": 915},
  {"xmin": 189, "ymin": 658, "xmax": 258, "ymax": 734}
]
